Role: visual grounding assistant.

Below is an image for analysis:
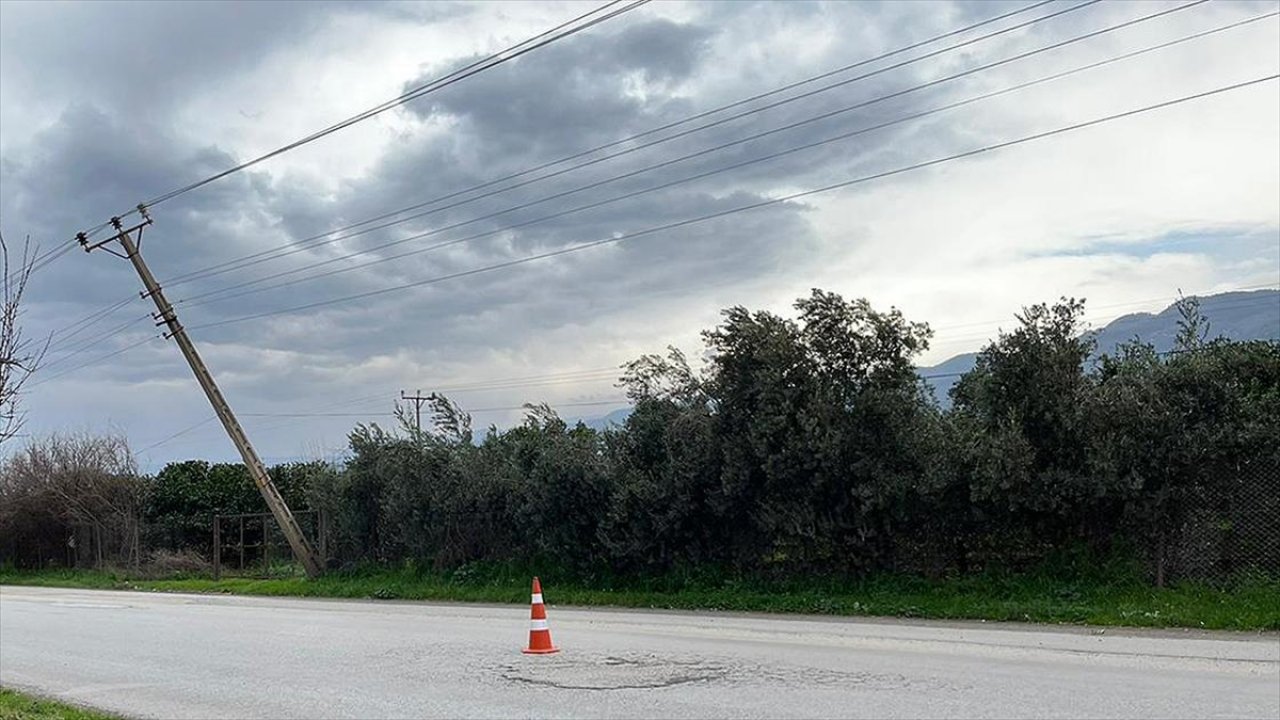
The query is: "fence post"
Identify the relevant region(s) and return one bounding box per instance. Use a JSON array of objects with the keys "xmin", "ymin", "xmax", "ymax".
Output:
[
  {"xmin": 94, "ymin": 523, "xmax": 104, "ymax": 569},
  {"xmin": 263, "ymin": 515, "xmax": 271, "ymax": 576},
  {"xmin": 212, "ymin": 515, "xmax": 221, "ymax": 581},
  {"xmin": 318, "ymin": 510, "xmax": 328, "ymax": 568},
  {"xmin": 1155, "ymin": 527, "xmax": 1166, "ymax": 589}
]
